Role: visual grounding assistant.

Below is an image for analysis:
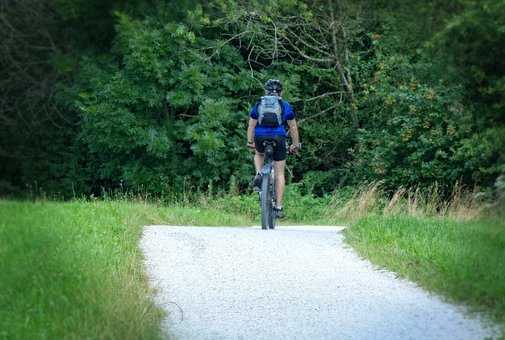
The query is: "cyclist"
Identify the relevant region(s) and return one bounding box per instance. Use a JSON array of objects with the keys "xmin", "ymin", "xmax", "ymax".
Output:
[{"xmin": 246, "ymin": 79, "xmax": 301, "ymax": 219}]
